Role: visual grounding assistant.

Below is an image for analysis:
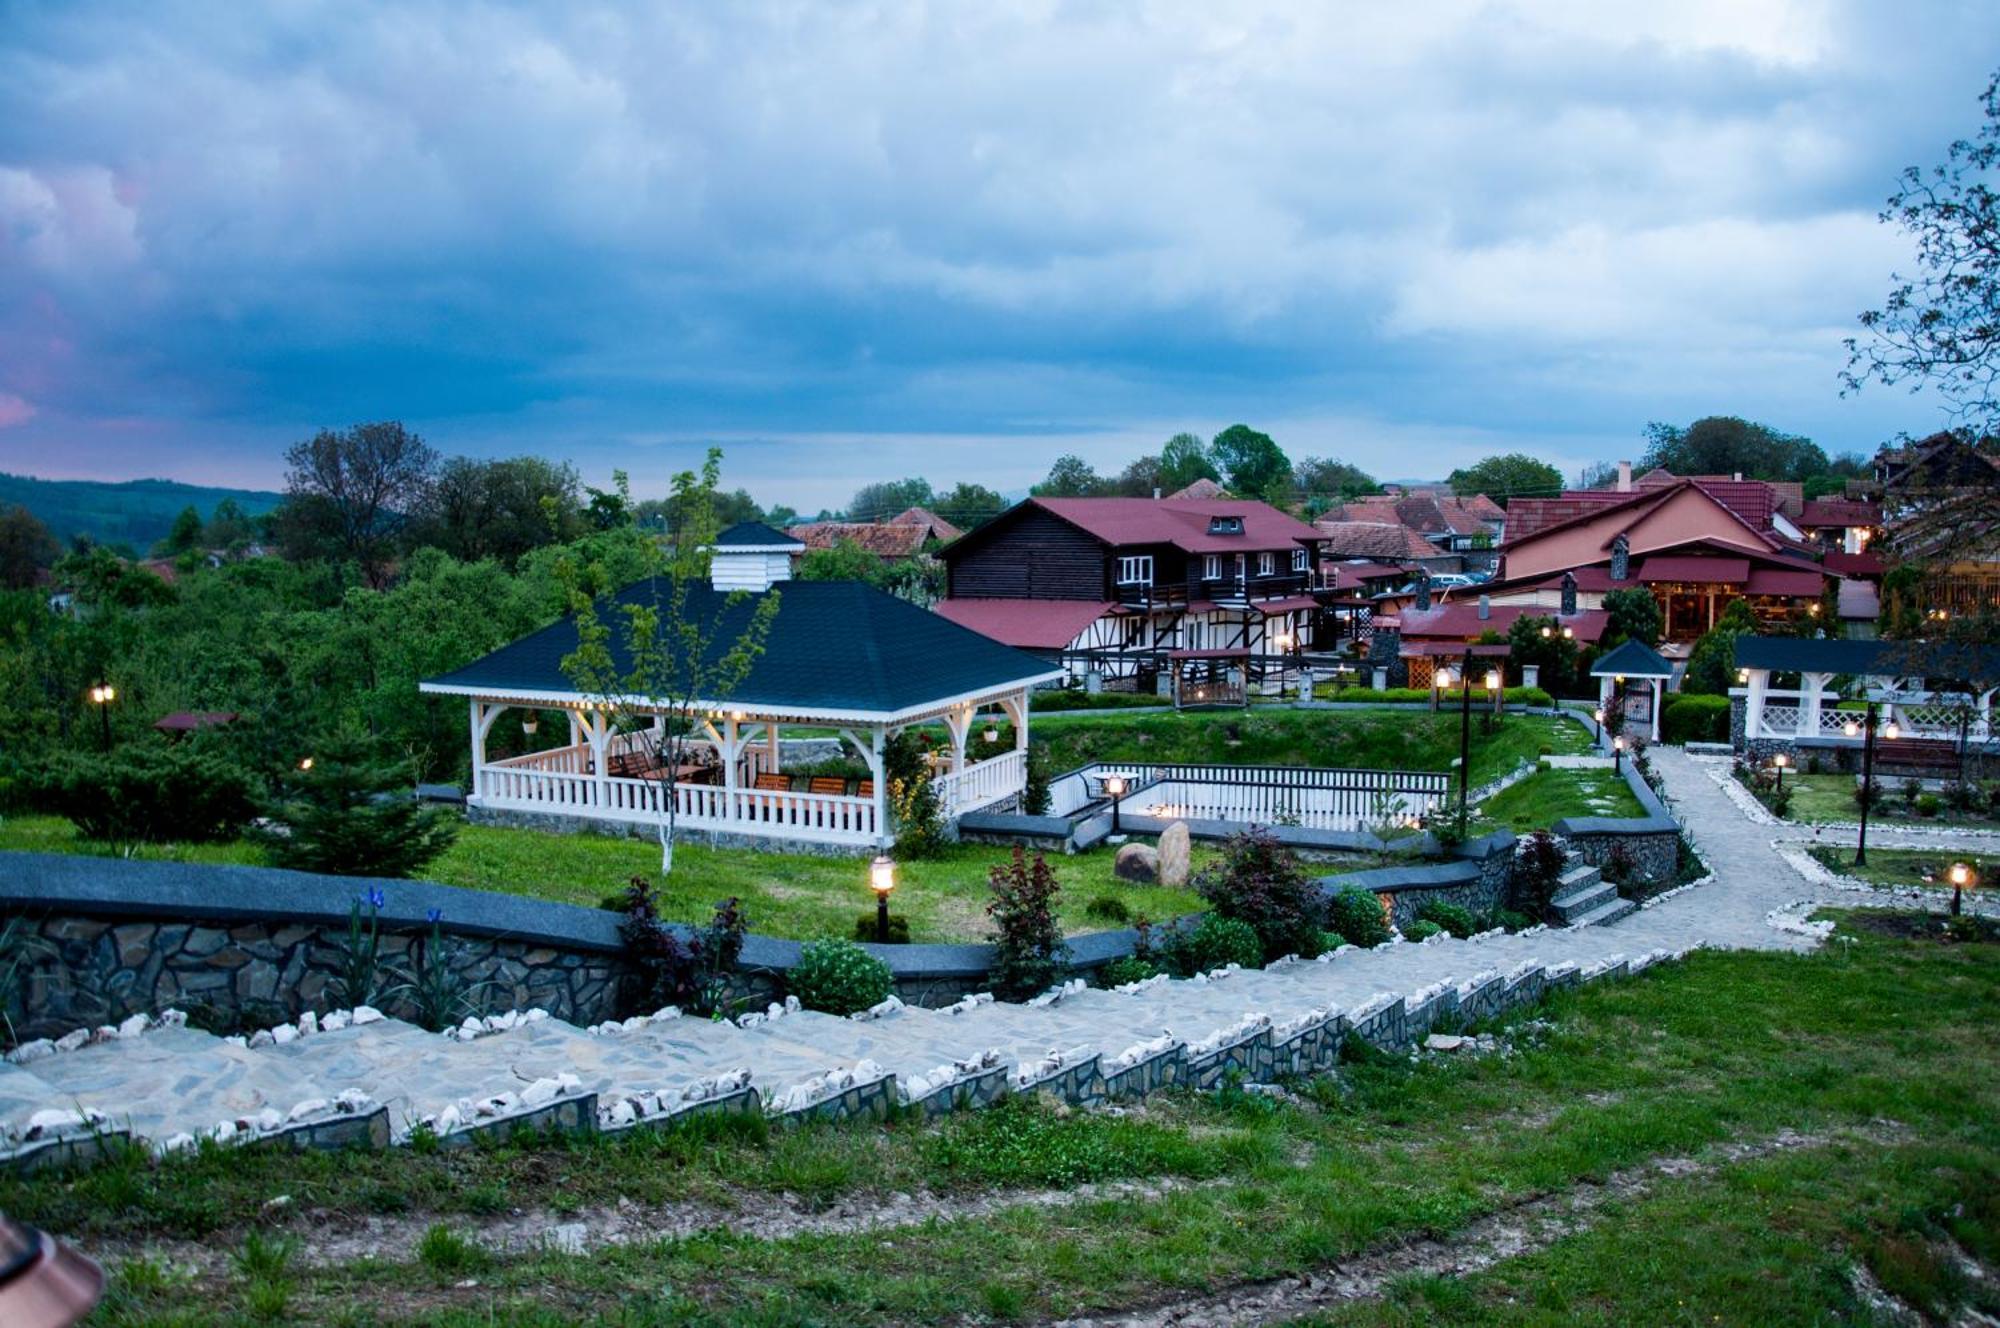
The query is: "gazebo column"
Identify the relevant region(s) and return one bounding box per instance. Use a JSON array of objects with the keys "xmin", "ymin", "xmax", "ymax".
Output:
[
  {"xmin": 1650, "ymin": 678, "xmax": 1663, "ymax": 742},
  {"xmin": 1000, "ymin": 690, "xmax": 1029, "ymax": 753},
  {"xmin": 841, "ymin": 725, "xmax": 889, "ymax": 847},
  {"xmin": 1802, "ymin": 672, "xmax": 1832, "ymax": 740},
  {"xmin": 1745, "ymin": 669, "xmax": 1769, "ymax": 740},
  {"xmin": 943, "ymin": 705, "xmax": 974, "ymax": 773},
  {"xmin": 469, "ymin": 700, "xmax": 503, "ymax": 801},
  {"xmin": 719, "ymin": 717, "xmax": 745, "ymax": 822},
  {"xmin": 584, "ymin": 708, "xmax": 610, "ymax": 808}
]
